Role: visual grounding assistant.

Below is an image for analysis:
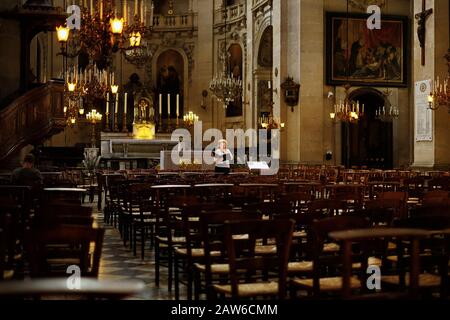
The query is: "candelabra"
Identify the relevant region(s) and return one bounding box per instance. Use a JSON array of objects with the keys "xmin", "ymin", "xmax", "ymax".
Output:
[
  {"xmin": 330, "ymin": 99, "xmax": 364, "ymax": 123},
  {"xmin": 428, "ymin": 75, "xmax": 450, "ymax": 112},
  {"xmin": 259, "ymin": 114, "xmax": 285, "ymax": 130},
  {"xmin": 330, "ymin": 84, "xmax": 364, "ymax": 123},
  {"xmin": 183, "ymin": 111, "xmax": 200, "ymax": 128},
  {"xmin": 209, "ymin": 7, "xmax": 242, "ymax": 108},
  {"xmin": 86, "ymin": 109, "xmax": 103, "ymax": 147}
]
